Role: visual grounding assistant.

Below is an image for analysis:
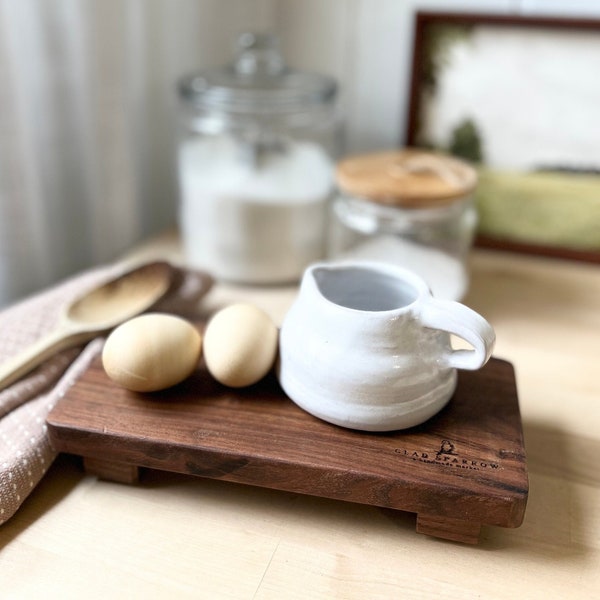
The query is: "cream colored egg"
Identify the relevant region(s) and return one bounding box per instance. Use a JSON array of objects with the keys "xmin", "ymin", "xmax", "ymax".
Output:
[
  {"xmin": 203, "ymin": 303, "xmax": 278, "ymax": 388},
  {"xmin": 102, "ymin": 313, "xmax": 202, "ymax": 392}
]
